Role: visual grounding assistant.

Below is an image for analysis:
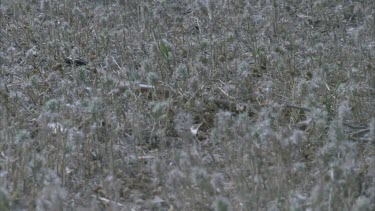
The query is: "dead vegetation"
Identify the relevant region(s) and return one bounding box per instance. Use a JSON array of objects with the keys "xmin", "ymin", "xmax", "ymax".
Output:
[{"xmin": 0, "ymin": 0, "xmax": 374, "ymax": 210}]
